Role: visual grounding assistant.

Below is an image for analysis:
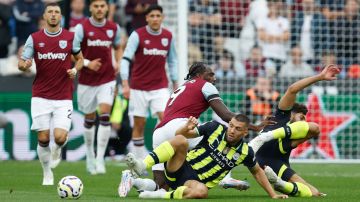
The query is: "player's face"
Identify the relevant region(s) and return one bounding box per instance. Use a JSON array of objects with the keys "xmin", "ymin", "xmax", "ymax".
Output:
[
  {"xmin": 146, "ymin": 10, "xmax": 164, "ymax": 31},
  {"xmin": 43, "ymin": 6, "xmax": 62, "ymax": 27},
  {"xmin": 226, "ymin": 118, "xmax": 248, "ymax": 145},
  {"xmin": 202, "ymin": 69, "xmax": 216, "ymax": 85},
  {"xmin": 90, "ymin": 0, "xmax": 108, "ymax": 21},
  {"xmin": 290, "ymin": 112, "xmax": 306, "ymax": 123}
]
